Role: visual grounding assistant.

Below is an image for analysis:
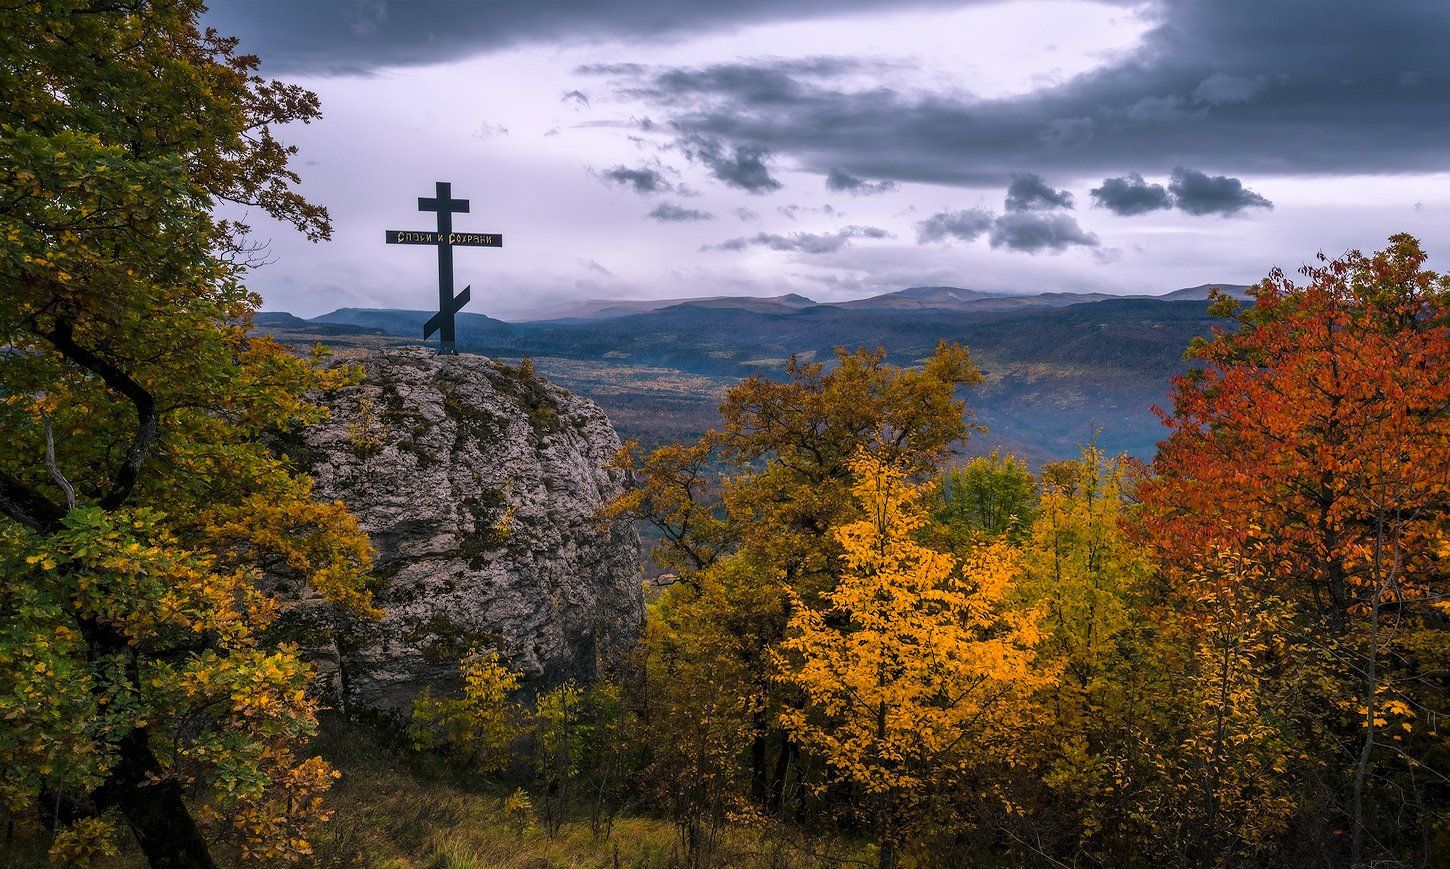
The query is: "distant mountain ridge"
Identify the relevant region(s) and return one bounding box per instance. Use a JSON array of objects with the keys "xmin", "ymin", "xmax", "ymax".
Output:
[
  {"xmin": 508, "ymin": 292, "xmax": 816, "ymax": 321},
  {"xmin": 250, "ymin": 311, "xmax": 387, "ymax": 337},
  {"xmin": 489, "ymin": 283, "xmax": 1252, "ymax": 322},
  {"xmin": 1160, "ymin": 283, "xmax": 1253, "ymax": 301},
  {"xmin": 256, "ymin": 282, "xmax": 1249, "ymax": 464}
]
